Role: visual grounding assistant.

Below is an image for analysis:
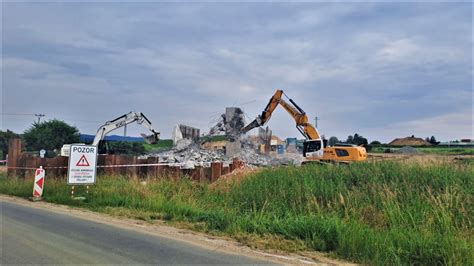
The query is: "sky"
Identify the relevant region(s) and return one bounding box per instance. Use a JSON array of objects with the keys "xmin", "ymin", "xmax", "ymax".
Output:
[{"xmin": 1, "ymin": 2, "xmax": 472, "ymax": 143}]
